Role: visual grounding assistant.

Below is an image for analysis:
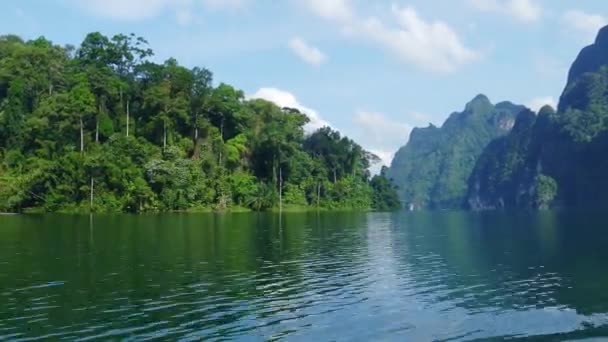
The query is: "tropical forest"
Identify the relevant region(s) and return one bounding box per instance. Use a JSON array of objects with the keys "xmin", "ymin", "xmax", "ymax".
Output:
[{"xmin": 0, "ymin": 32, "xmax": 400, "ymax": 213}]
